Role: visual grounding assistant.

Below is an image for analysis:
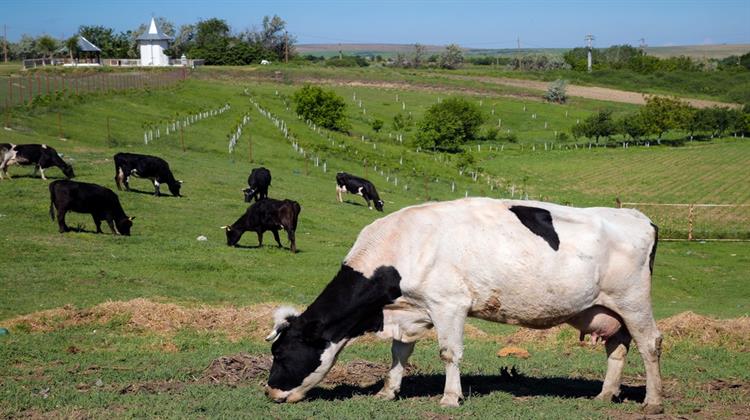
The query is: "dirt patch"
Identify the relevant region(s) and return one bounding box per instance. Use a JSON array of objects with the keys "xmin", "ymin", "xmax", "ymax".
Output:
[
  {"xmin": 324, "ymin": 359, "xmax": 415, "ymax": 387},
  {"xmin": 1, "ymin": 299, "xmax": 287, "ymax": 342},
  {"xmin": 201, "ymin": 353, "xmax": 272, "ymax": 386}
]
